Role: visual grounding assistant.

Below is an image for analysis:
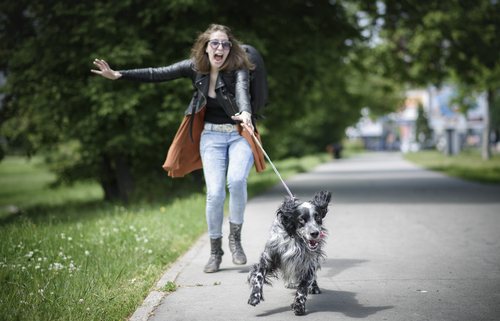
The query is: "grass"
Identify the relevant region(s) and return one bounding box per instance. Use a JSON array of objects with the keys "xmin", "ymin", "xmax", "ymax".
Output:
[
  {"xmin": 0, "ymin": 152, "xmax": 333, "ymax": 321},
  {"xmin": 0, "ymin": 157, "xmax": 103, "ymax": 214},
  {"xmin": 403, "ymin": 149, "xmax": 500, "ymax": 185}
]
